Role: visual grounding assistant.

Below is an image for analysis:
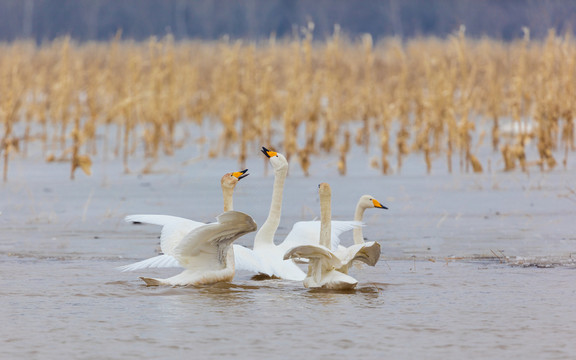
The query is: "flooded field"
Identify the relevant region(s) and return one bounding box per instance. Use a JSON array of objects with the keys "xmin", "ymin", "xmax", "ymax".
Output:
[
  {"xmin": 1, "ymin": 140, "xmax": 576, "ymax": 359},
  {"xmin": 3, "ymin": 256, "xmax": 575, "ymax": 360}
]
